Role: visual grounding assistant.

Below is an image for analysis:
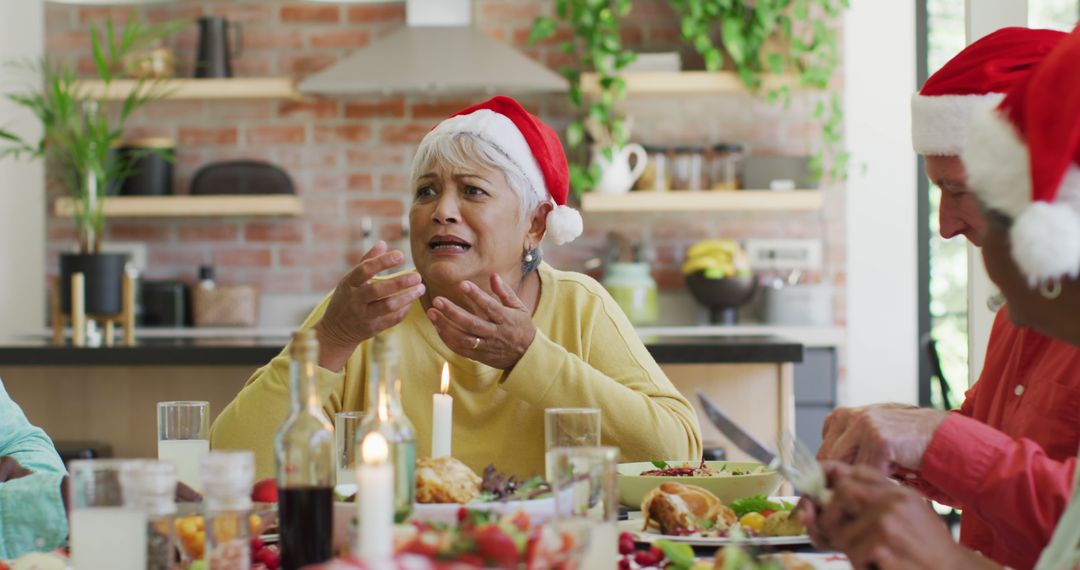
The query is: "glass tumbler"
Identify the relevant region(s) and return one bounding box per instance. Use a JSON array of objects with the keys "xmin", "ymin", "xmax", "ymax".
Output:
[
  {"xmin": 157, "ymin": 401, "xmax": 210, "ymax": 493},
  {"xmin": 544, "ymin": 407, "xmax": 601, "ymax": 481}
]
